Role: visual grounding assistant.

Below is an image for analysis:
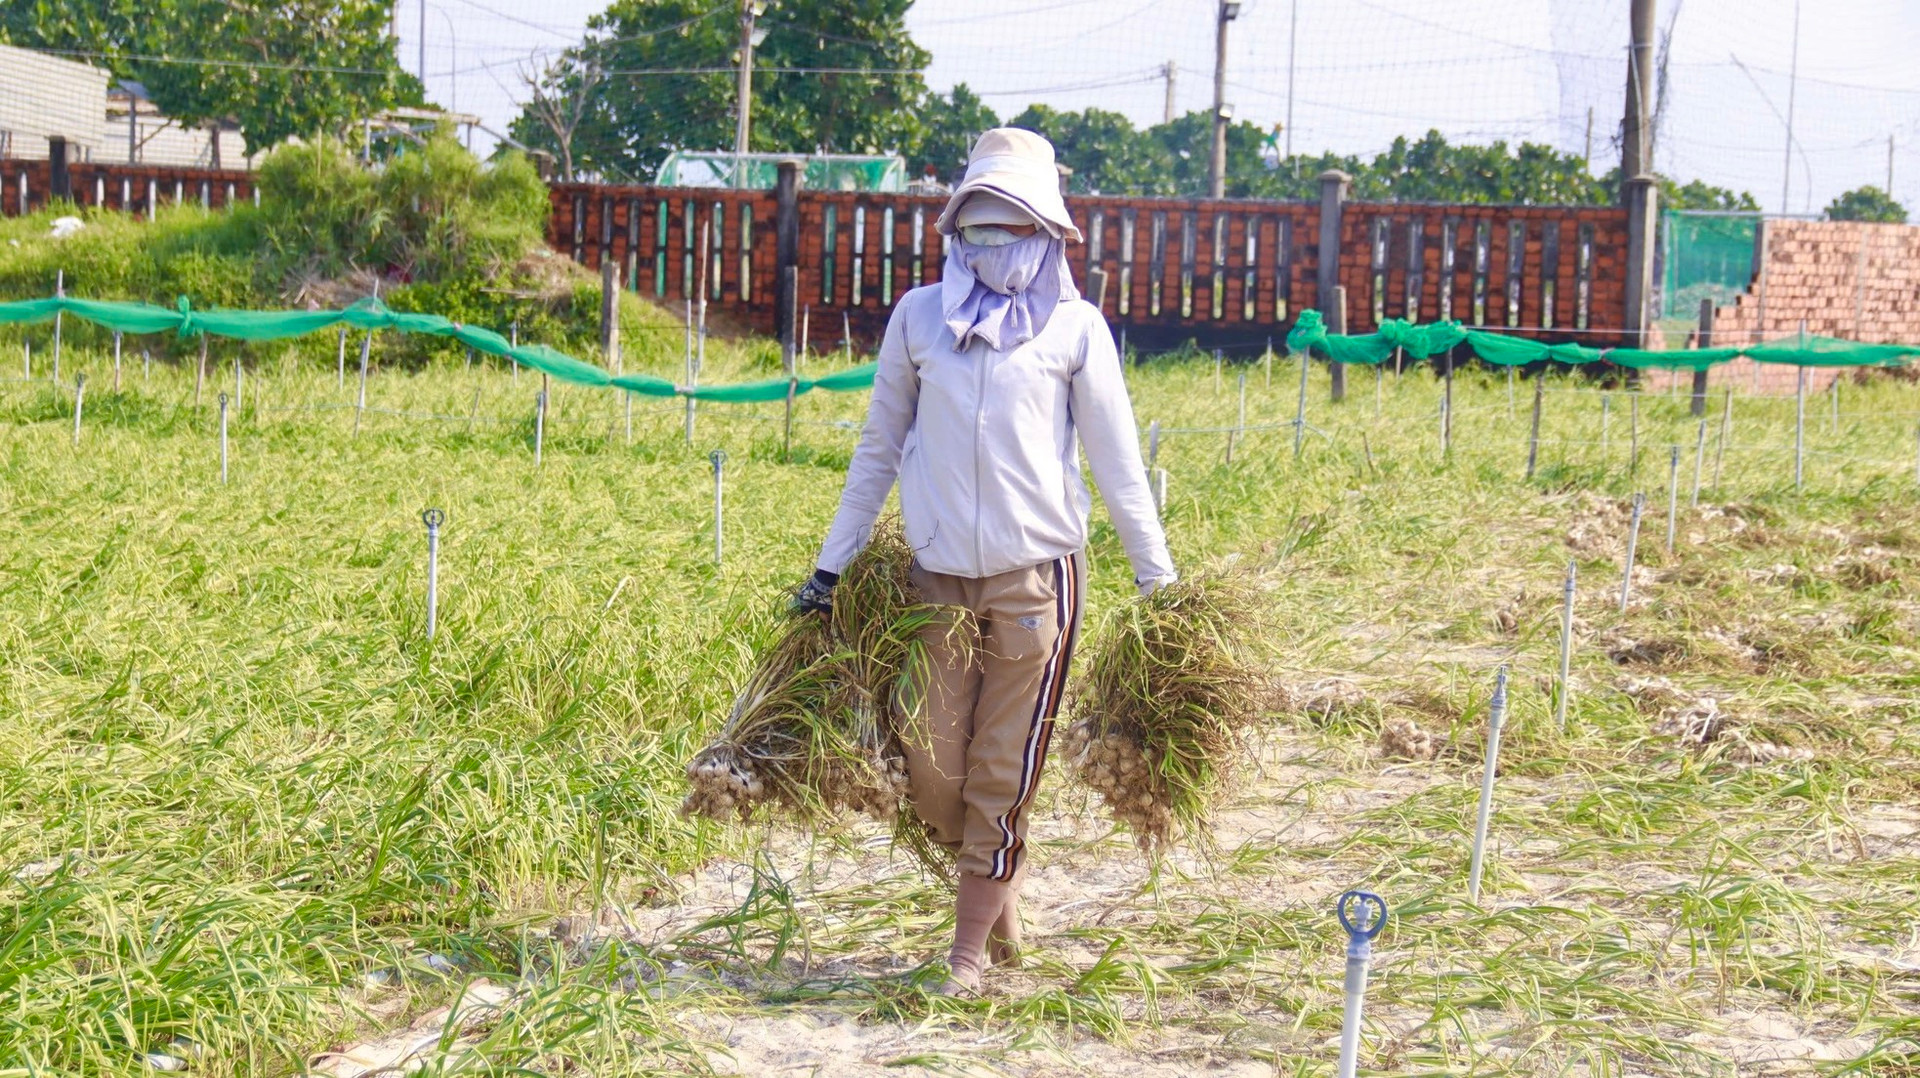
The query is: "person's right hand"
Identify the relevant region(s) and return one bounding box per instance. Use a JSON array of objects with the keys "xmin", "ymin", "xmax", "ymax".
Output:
[{"xmin": 792, "ymin": 569, "xmax": 838, "ymax": 614}]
